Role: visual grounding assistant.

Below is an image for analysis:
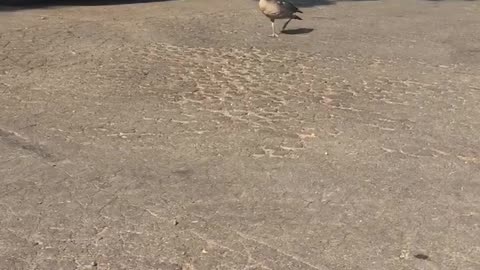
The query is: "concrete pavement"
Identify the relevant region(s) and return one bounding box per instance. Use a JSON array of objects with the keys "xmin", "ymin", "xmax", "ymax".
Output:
[{"xmin": 1, "ymin": 0, "xmax": 479, "ymax": 269}]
